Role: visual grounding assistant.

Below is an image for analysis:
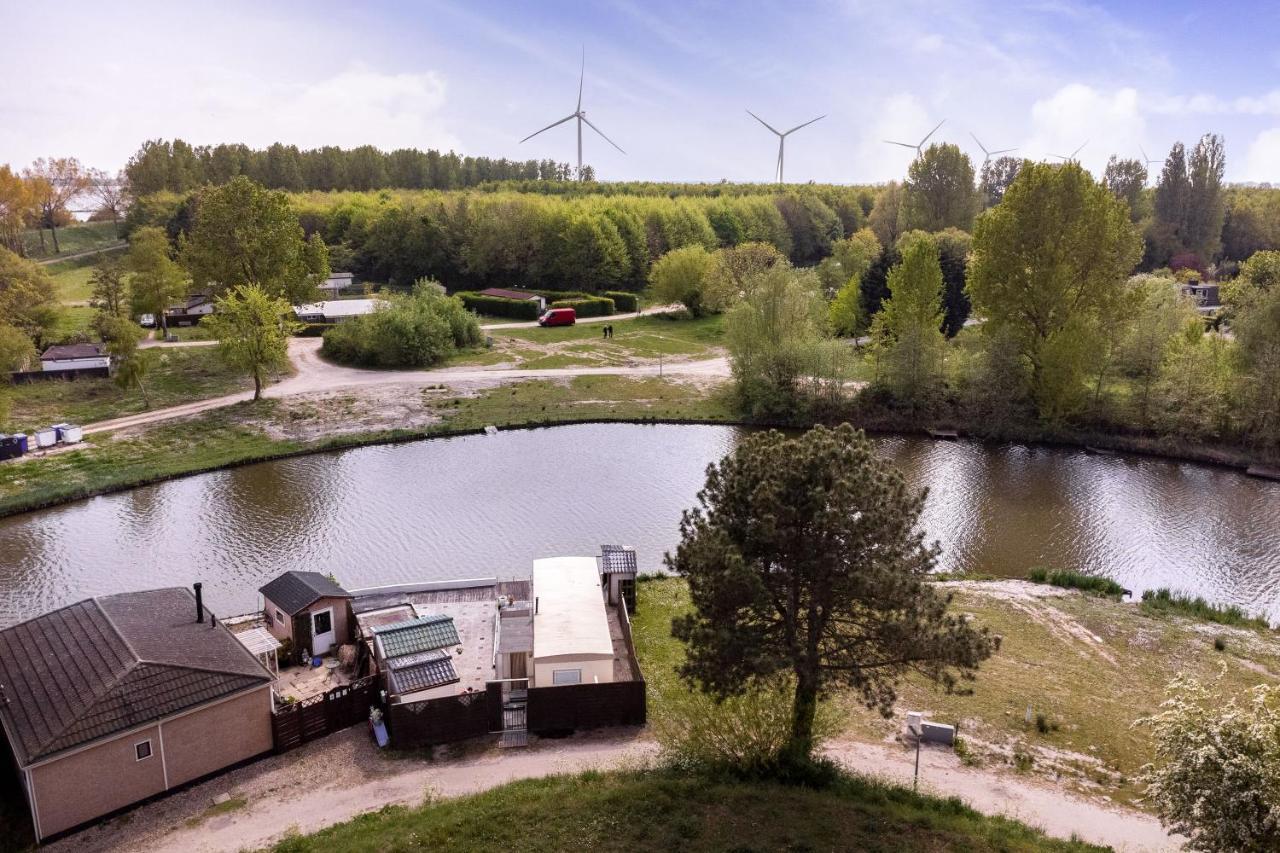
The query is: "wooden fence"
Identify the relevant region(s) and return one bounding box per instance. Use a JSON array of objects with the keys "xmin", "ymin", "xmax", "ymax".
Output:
[
  {"xmin": 10, "ymin": 367, "xmax": 110, "ymax": 384},
  {"xmin": 527, "ymin": 680, "xmax": 646, "ymax": 733},
  {"xmin": 386, "ymin": 688, "xmax": 496, "ymax": 749},
  {"xmin": 271, "ymin": 675, "xmax": 378, "ymax": 753}
]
